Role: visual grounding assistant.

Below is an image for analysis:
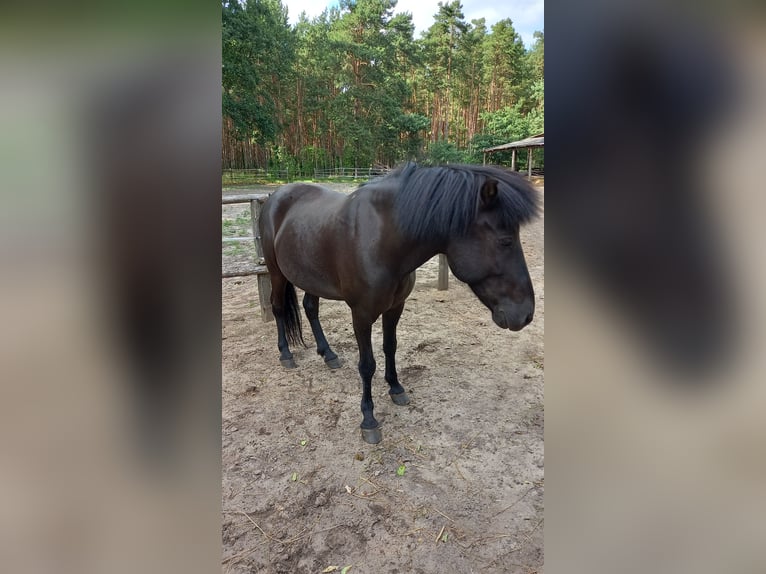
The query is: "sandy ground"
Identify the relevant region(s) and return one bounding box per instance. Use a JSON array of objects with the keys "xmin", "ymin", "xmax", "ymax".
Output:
[{"xmin": 222, "ymin": 183, "xmax": 544, "ymax": 574}]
